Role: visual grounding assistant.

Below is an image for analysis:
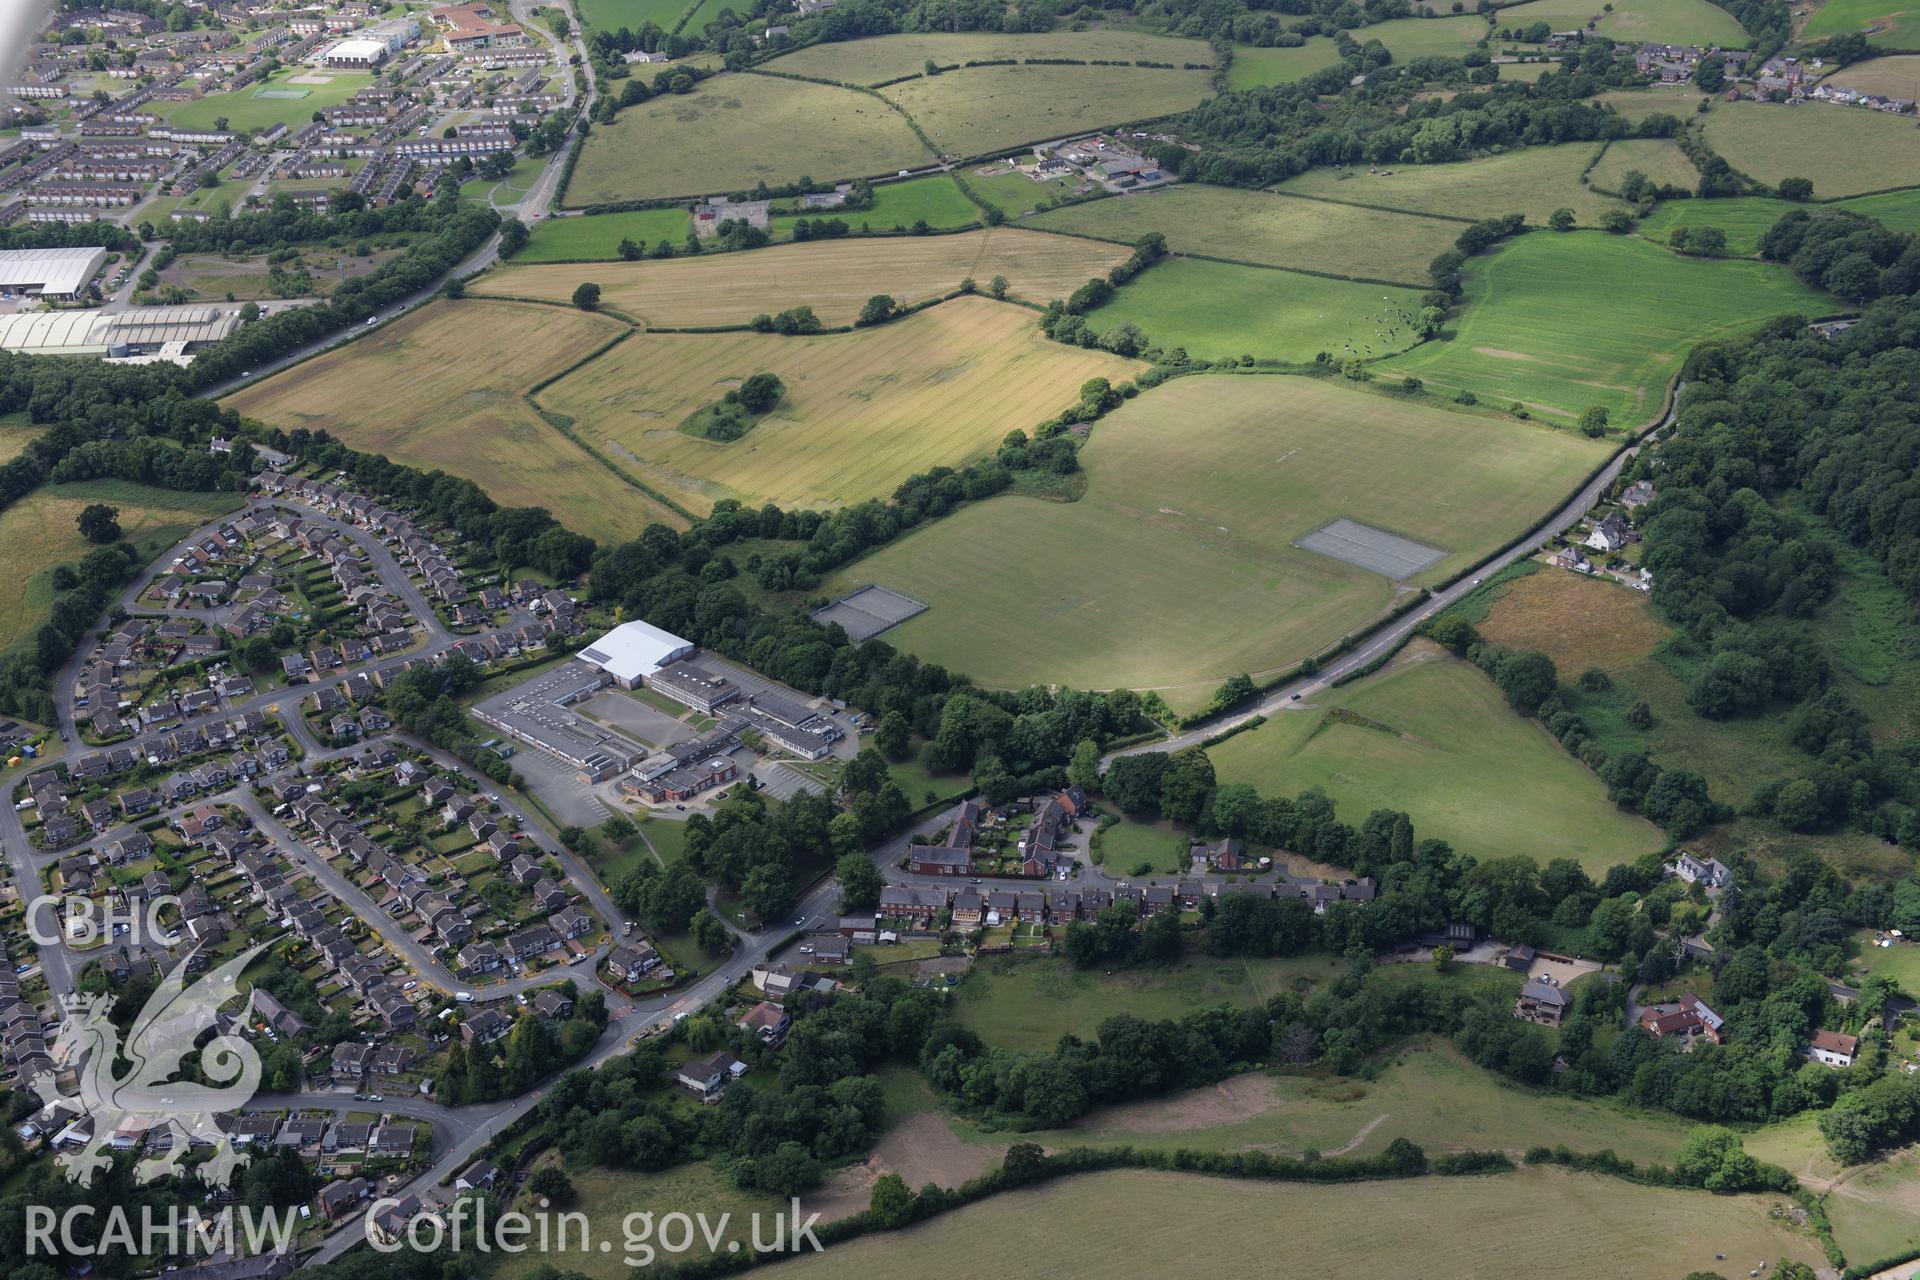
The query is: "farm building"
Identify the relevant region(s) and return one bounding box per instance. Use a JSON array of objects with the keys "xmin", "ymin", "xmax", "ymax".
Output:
[
  {"xmin": 0, "ymin": 246, "xmax": 108, "ymax": 299},
  {"xmin": 0, "ymin": 305, "xmax": 241, "ymax": 359},
  {"xmin": 577, "ymin": 620, "xmax": 696, "ymax": 688}
]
